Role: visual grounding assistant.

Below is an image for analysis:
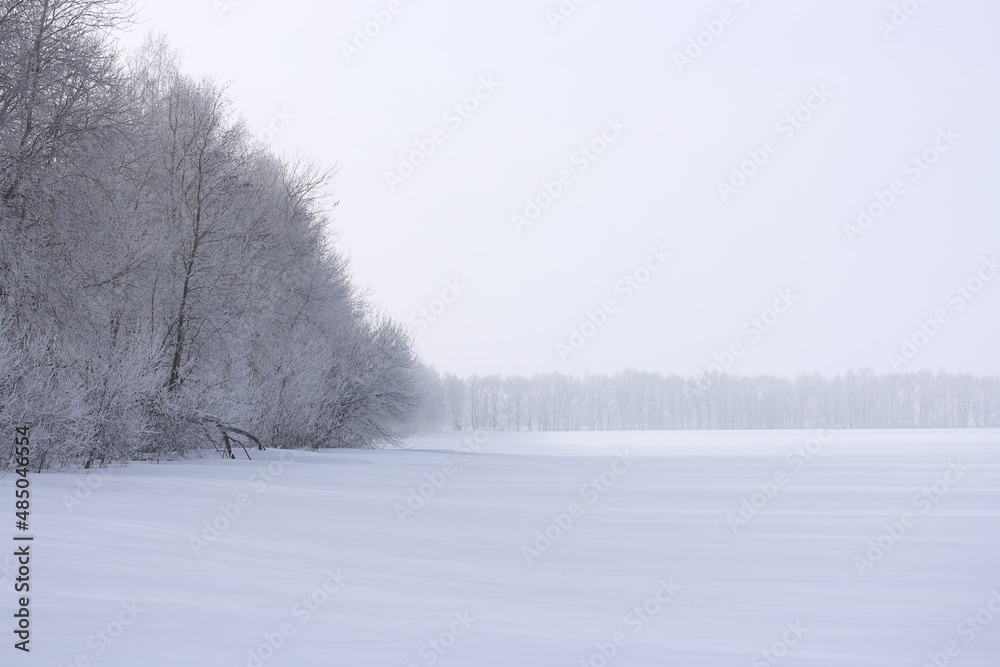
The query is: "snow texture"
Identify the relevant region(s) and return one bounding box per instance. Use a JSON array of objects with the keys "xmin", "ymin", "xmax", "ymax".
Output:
[{"xmin": 2, "ymin": 429, "xmax": 999, "ymax": 666}]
